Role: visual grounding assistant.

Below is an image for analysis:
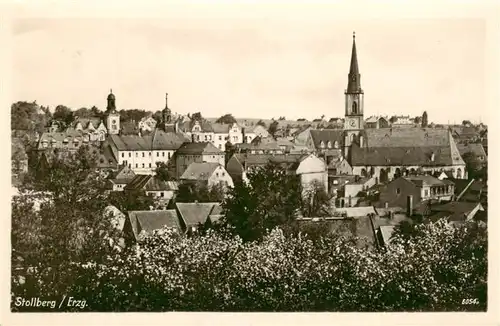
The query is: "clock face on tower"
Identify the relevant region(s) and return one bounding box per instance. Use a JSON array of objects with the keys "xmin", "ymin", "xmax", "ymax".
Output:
[{"xmin": 350, "ymin": 120, "xmax": 356, "ymax": 127}]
